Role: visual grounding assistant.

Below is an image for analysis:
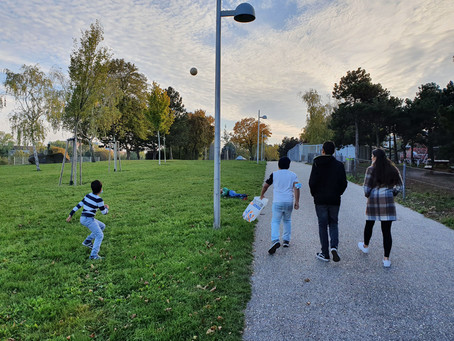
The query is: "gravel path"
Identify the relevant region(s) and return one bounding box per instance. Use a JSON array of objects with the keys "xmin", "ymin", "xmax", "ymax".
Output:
[{"xmin": 243, "ymin": 161, "xmax": 454, "ymax": 341}]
